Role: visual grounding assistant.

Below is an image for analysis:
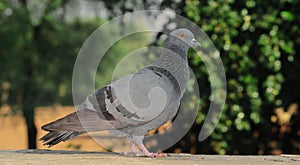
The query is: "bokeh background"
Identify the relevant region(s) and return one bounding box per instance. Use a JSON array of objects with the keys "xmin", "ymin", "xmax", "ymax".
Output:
[{"xmin": 0, "ymin": 0, "xmax": 299, "ymax": 155}]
